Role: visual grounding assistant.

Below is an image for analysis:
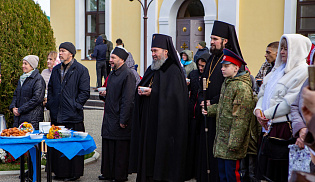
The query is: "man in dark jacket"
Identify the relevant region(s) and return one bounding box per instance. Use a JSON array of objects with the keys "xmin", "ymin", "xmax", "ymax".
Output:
[
  {"xmin": 47, "ymin": 42, "xmax": 90, "ymax": 181},
  {"xmin": 98, "ymin": 46, "xmax": 136, "ymax": 181},
  {"xmin": 101, "ymin": 34, "xmax": 114, "ymax": 78},
  {"xmin": 91, "ymin": 36, "xmax": 107, "ymax": 88},
  {"xmin": 193, "ymin": 41, "xmax": 209, "ymax": 63}
]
